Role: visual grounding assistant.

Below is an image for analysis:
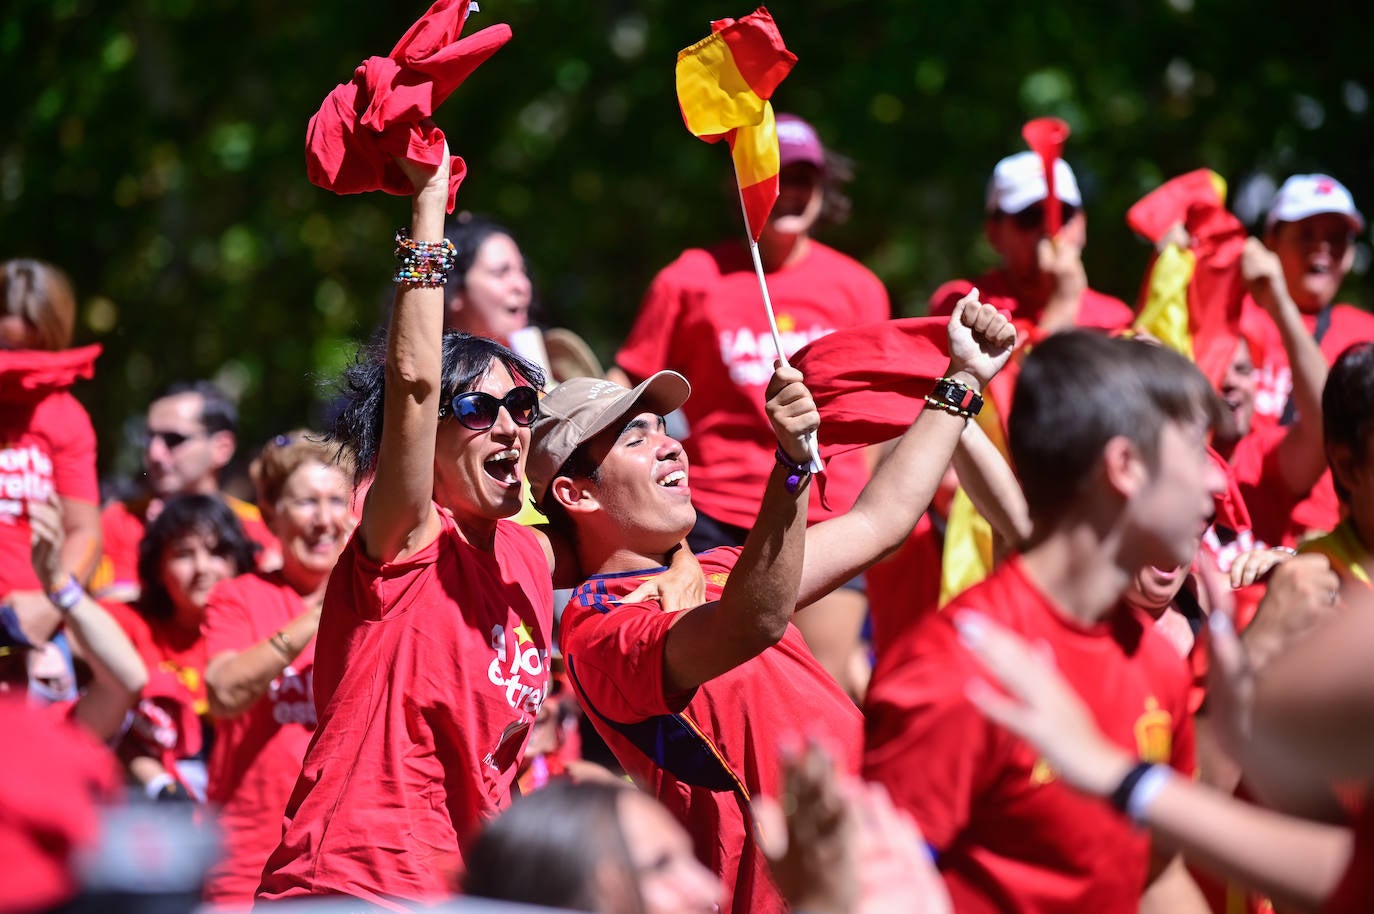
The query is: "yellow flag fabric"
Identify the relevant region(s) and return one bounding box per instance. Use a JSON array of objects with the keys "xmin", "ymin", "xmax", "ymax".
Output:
[
  {"xmin": 676, "ymin": 31, "xmax": 768, "ymax": 139},
  {"xmin": 675, "ymin": 9, "xmax": 794, "ymax": 240},
  {"xmin": 1134, "ymin": 244, "xmax": 1197, "ymax": 359}
]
